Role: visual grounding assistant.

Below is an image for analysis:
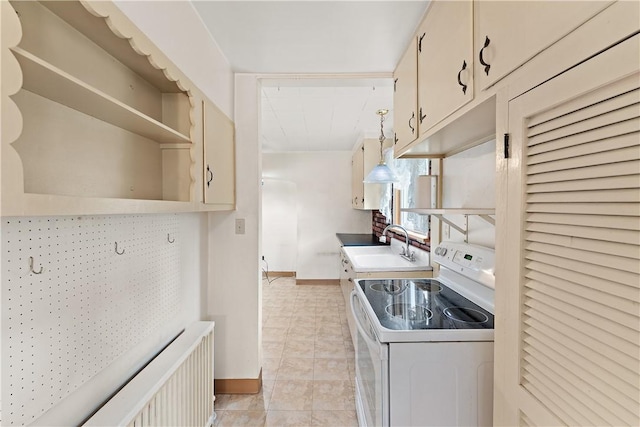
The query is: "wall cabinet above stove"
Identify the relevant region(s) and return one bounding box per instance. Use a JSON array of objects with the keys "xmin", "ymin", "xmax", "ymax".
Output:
[
  {"xmin": 392, "ymin": 37, "xmax": 418, "ymax": 153},
  {"xmin": 393, "ymin": 1, "xmax": 474, "ymax": 155},
  {"xmin": 474, "ymin": 1, "xmax": 612, "ymax": 91},
  {"xmin": 416, "ymin": 0, "xmax": 474, "ymax": 138},
  {"xmin": 393, "ymin": 0, "xmax": 617, "ymax": 159}
]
